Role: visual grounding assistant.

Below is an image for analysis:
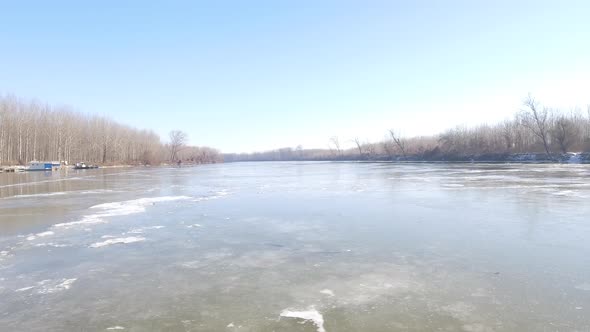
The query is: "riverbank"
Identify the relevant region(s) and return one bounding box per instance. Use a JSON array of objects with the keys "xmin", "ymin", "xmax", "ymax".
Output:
[
  {"xmin": 223, "ymin": 152, "xmax": 590, "ymax": 164},
  {"xmin": 398, "ymin": 152, "xmax": 590, "ymax": 163}
]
